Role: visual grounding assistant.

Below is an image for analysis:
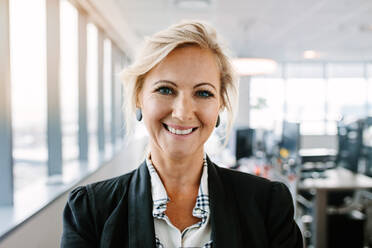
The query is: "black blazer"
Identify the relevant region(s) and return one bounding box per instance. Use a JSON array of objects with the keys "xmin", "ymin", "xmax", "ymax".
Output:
[{"xmin": 61, "ymin": 157, "xmax": 303, "ymax": 248}]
